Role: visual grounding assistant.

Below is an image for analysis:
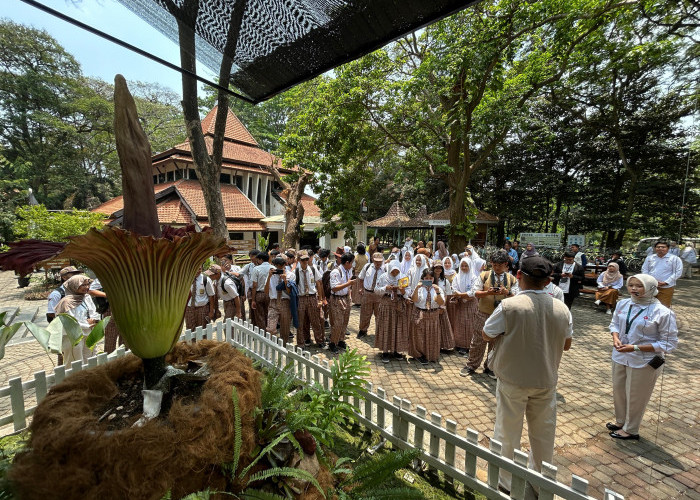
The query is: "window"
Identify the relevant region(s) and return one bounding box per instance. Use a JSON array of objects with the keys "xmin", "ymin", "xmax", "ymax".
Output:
[
  {"xmin": 332, "ymin": 231, "xmax": 338, "ymax": 238},
  {"xmin": 228, "ymin": 232, "xmax": 244, "ymax": 240},
  {"xmin": 153, "ymin": 175, "xmax": 158, "ymax": 184},
  {"xmin": 158, "ymin": 173, "xmax": 166, "ymax": 183},
  {"xmin": 220, "ymin": 173, "xmax": 231, "ymax": 184},
  {"xmin": 167, "ymin": 171, "xmax": 174, "ymax": 182},
  {"xmin": 174, "ymin": 169, "xmax": 183, "ymax": 180},
  {"xmin": 189, "ymin": 169, "xmax": 198, "ymax": 180},
  {"xmin": 235, "ymin": 176, "xmax": 243, "ymax": 189}
]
